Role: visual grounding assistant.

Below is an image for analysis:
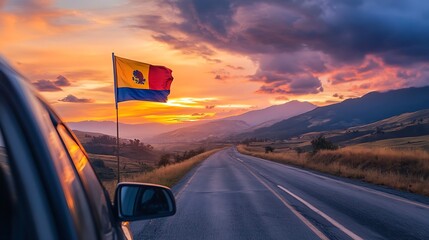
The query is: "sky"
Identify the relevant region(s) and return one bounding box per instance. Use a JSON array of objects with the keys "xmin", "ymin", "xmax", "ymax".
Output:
[{"xmin": 1, "ymin": 0, "xmax": 429, "ymax": 124}]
